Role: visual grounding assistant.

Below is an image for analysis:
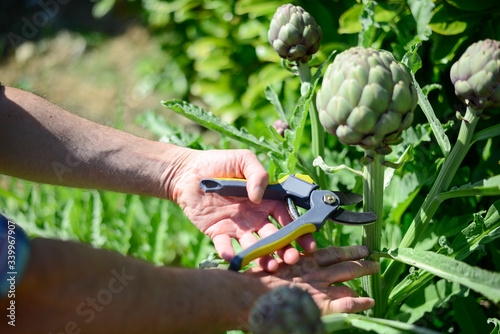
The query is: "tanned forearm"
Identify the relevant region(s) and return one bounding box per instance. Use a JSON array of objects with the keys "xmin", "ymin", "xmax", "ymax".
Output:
[
  {"xmin": 0, "ymin": 86, "xmax": 187, "ymax": 199},
  {"xmin": 0, "ymin": 238, "xmax": 267, "ymax": 334}
]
